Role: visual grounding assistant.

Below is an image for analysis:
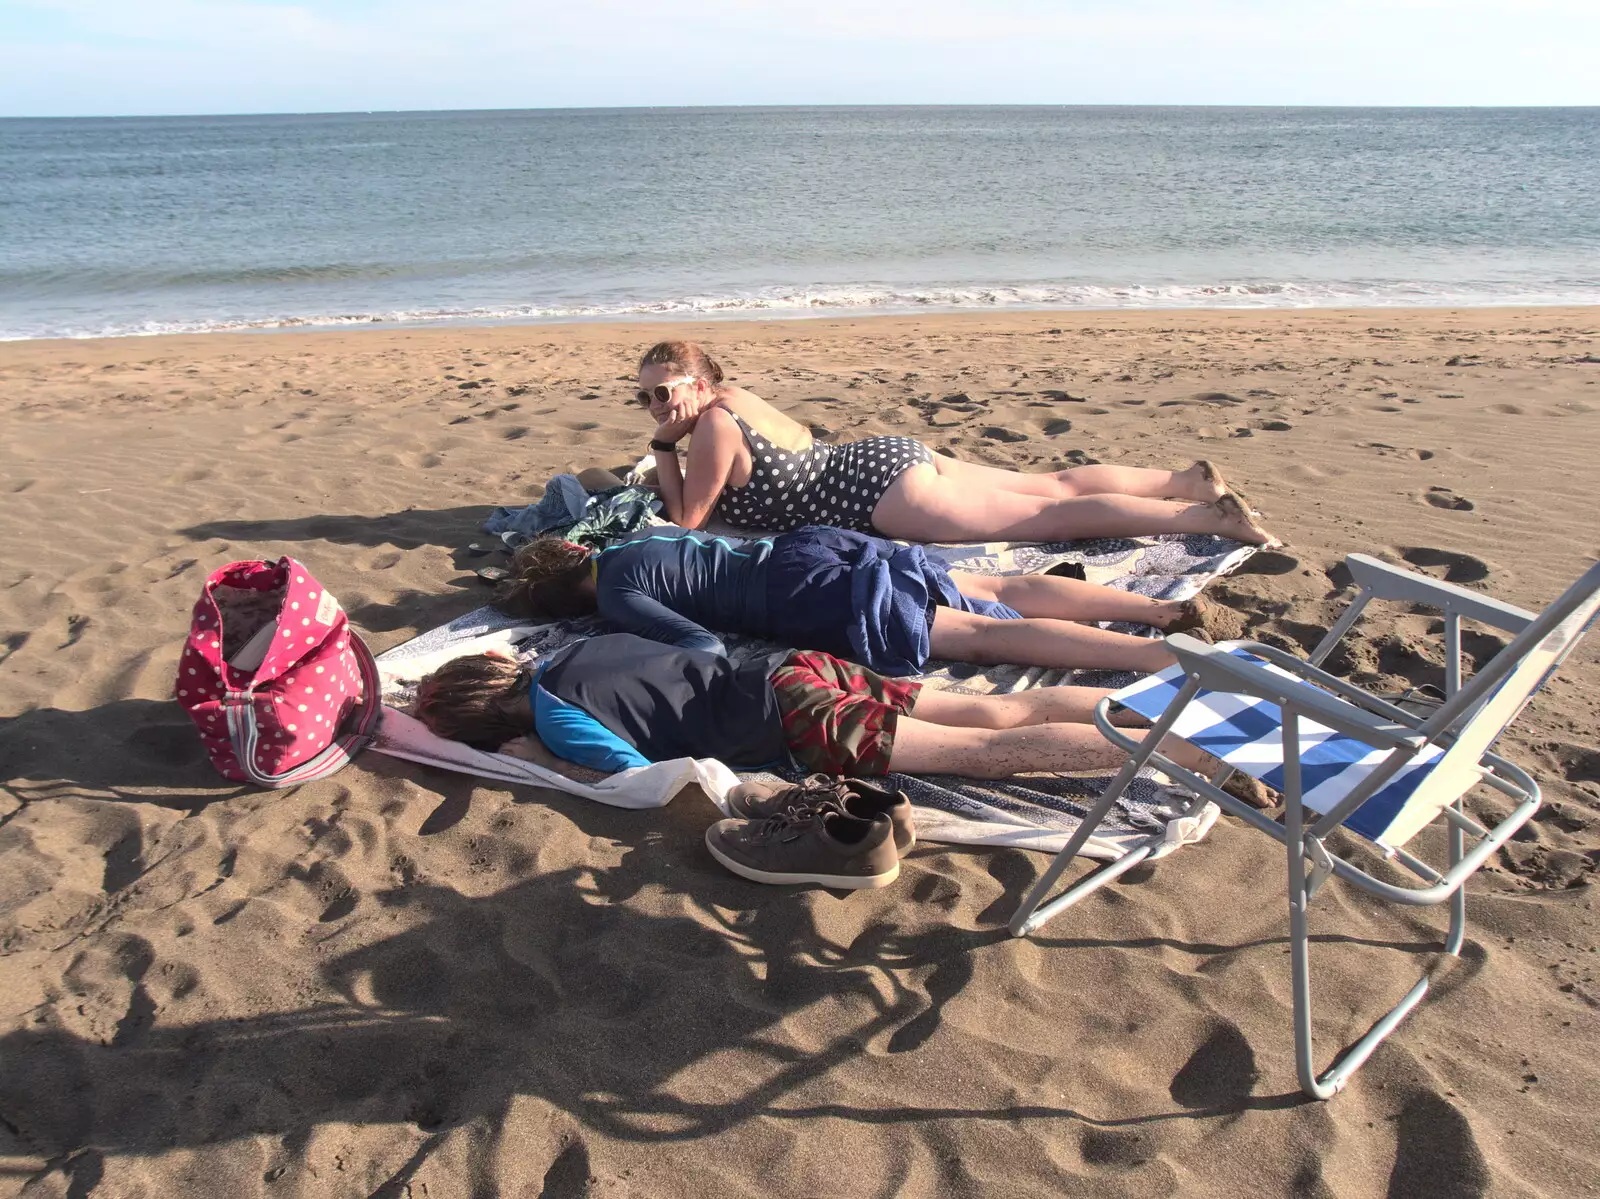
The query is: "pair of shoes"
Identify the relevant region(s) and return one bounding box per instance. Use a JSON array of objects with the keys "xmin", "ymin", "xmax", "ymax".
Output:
[{"xmin": 704, "ymin": 775, "xmax": 914, "ymax": 889}]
